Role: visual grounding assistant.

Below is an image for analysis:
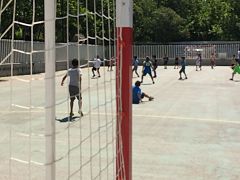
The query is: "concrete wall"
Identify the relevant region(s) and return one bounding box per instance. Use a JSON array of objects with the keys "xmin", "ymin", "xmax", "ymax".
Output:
[
  {"xmin": 0, "ymin": 40, "xmax": 106, "ymax": 77},
  {"xmin": 136, "ymin": 58, "xmax": 231, "ymax": 66},
  {"xmin": 1, "ymin": 40, "xmax": 239, "ymax": 76}
]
